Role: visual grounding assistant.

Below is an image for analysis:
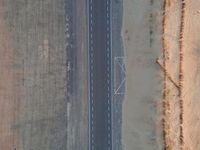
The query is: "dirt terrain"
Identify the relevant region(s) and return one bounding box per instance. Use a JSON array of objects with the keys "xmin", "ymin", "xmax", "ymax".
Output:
[
  {"xmin": 1, "ymin": 0, "xmax": 200, "ymax": 150},
  {"xmin": 122, "ymin": 0, "xmax": 200, "ymax": 150},
  {"xmin": 0, "ymin": 0, "xmax": 18, "ymax": 149},
  {"xmin": 122, "ymin": 0, "xmax": 163, "ymax": 149},
  {"xmin": 0, "ymin": 0, "xmax": 70, "ymax": 149},
  {"xmin": 0, "ymin": 0, "xmax": 90, "ymax": 149}
]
